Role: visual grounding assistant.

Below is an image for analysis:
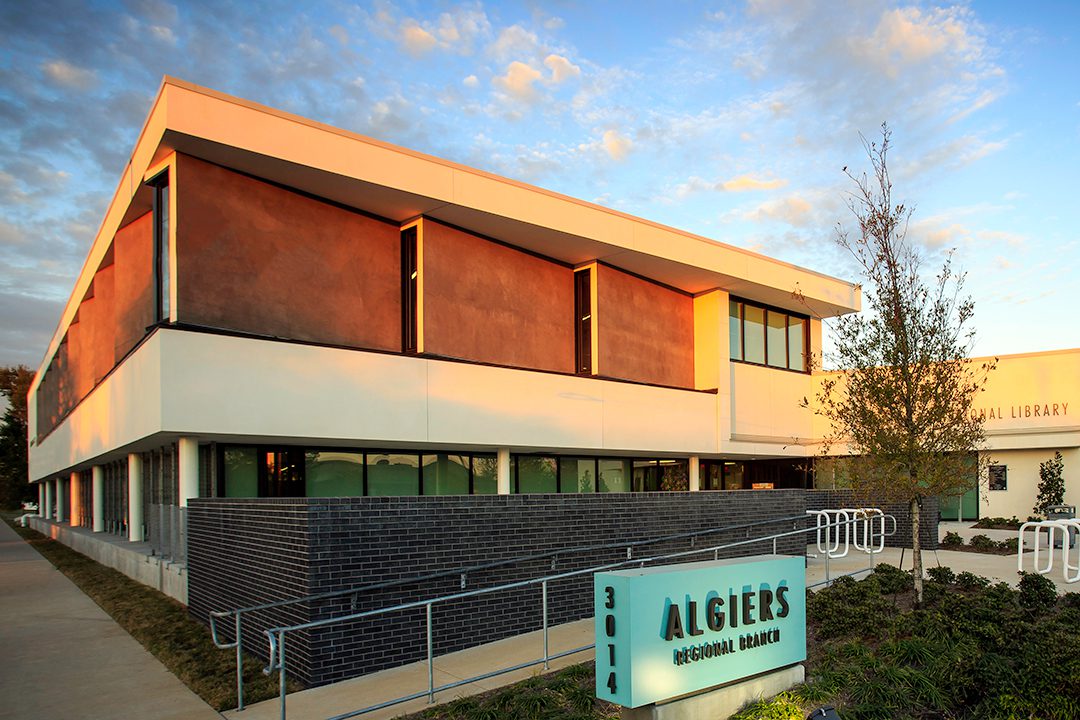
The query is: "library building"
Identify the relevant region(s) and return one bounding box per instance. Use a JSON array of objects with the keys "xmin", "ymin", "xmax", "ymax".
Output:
[{"xmin": 25, "ymin": 78, "xmax": 1077, "ymax": 685}]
